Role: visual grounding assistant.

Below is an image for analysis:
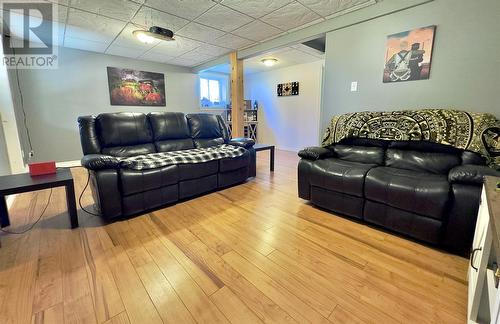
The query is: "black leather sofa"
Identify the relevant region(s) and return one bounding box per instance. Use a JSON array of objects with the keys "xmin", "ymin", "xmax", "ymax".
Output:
[
  {"xmin": 298, "ymin": 138, "xmax": 500, "ymax": 255},
  {"xmin": 78, "ymin": 112, "xmax": 255, "ymax": 220}
]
